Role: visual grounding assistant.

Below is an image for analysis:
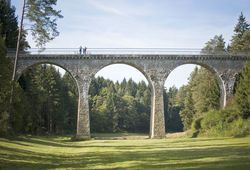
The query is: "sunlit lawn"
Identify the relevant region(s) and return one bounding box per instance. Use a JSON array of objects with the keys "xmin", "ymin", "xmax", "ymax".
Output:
[{"xmin": 0, "ymin": 134, "xmax": 249, "ymax": 170}]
